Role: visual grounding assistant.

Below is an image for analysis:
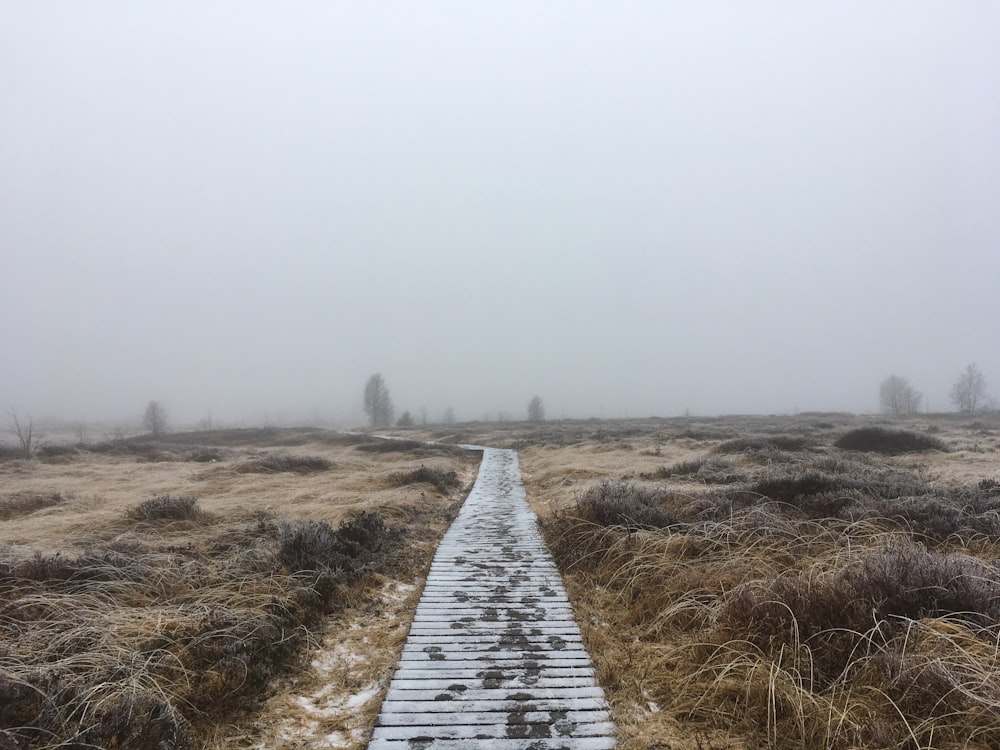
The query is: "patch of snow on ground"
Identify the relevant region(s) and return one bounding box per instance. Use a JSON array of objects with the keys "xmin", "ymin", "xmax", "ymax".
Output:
[{"xmin": 255, "ymin": 579, "xmax": 418, "ymax": 749}]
